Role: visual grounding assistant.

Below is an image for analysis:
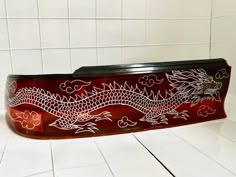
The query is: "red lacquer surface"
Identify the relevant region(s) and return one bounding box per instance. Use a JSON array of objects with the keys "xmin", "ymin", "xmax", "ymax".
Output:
[{"xmin": 5, "ymin": 63, "xmax": 231, "ymax": 139}]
